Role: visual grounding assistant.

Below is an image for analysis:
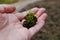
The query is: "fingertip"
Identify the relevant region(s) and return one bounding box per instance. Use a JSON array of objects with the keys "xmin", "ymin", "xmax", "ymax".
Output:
[
  {"xmin": 39, "ymin": 8, "xmax": 46, "ymax": 11},
  {"xmin": 38, "ymin": 13, "xmax": 48, "ymax": 22},
  {"xmin": 35, "ymin": 8, "xmax": 46, "ymax": 18},
  {"xmin": 31, "ymin": 7, "xmax": 39, "ymax": 13},
  {"xmin": 42, "ymin": 13, "xmax": 48, "ymax": 20}
]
